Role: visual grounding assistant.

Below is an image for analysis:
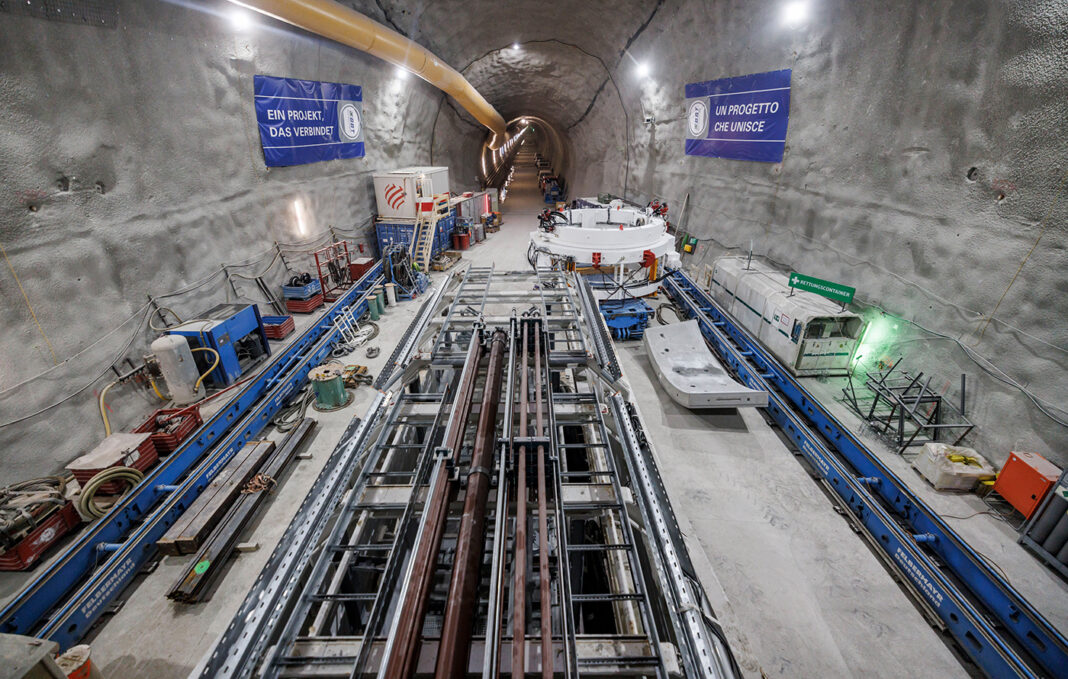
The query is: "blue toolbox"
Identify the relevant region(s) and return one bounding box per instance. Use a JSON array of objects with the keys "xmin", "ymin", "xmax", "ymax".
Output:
[
  {"xmin": 166, "ymin": 303, "xmax": 271, "ymax": 386},
  {"xmin": 281, "ymin": 277, "xmax": 322, "ymax": 300}
]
